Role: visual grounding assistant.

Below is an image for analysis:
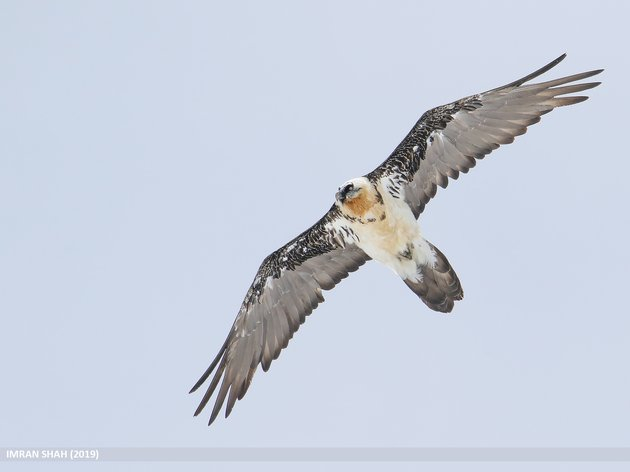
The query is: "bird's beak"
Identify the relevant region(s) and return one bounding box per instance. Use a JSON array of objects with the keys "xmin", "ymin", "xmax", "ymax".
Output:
[{"xmin": 337, "ymin": 186, "xmax": 358, "ymax": 203}]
